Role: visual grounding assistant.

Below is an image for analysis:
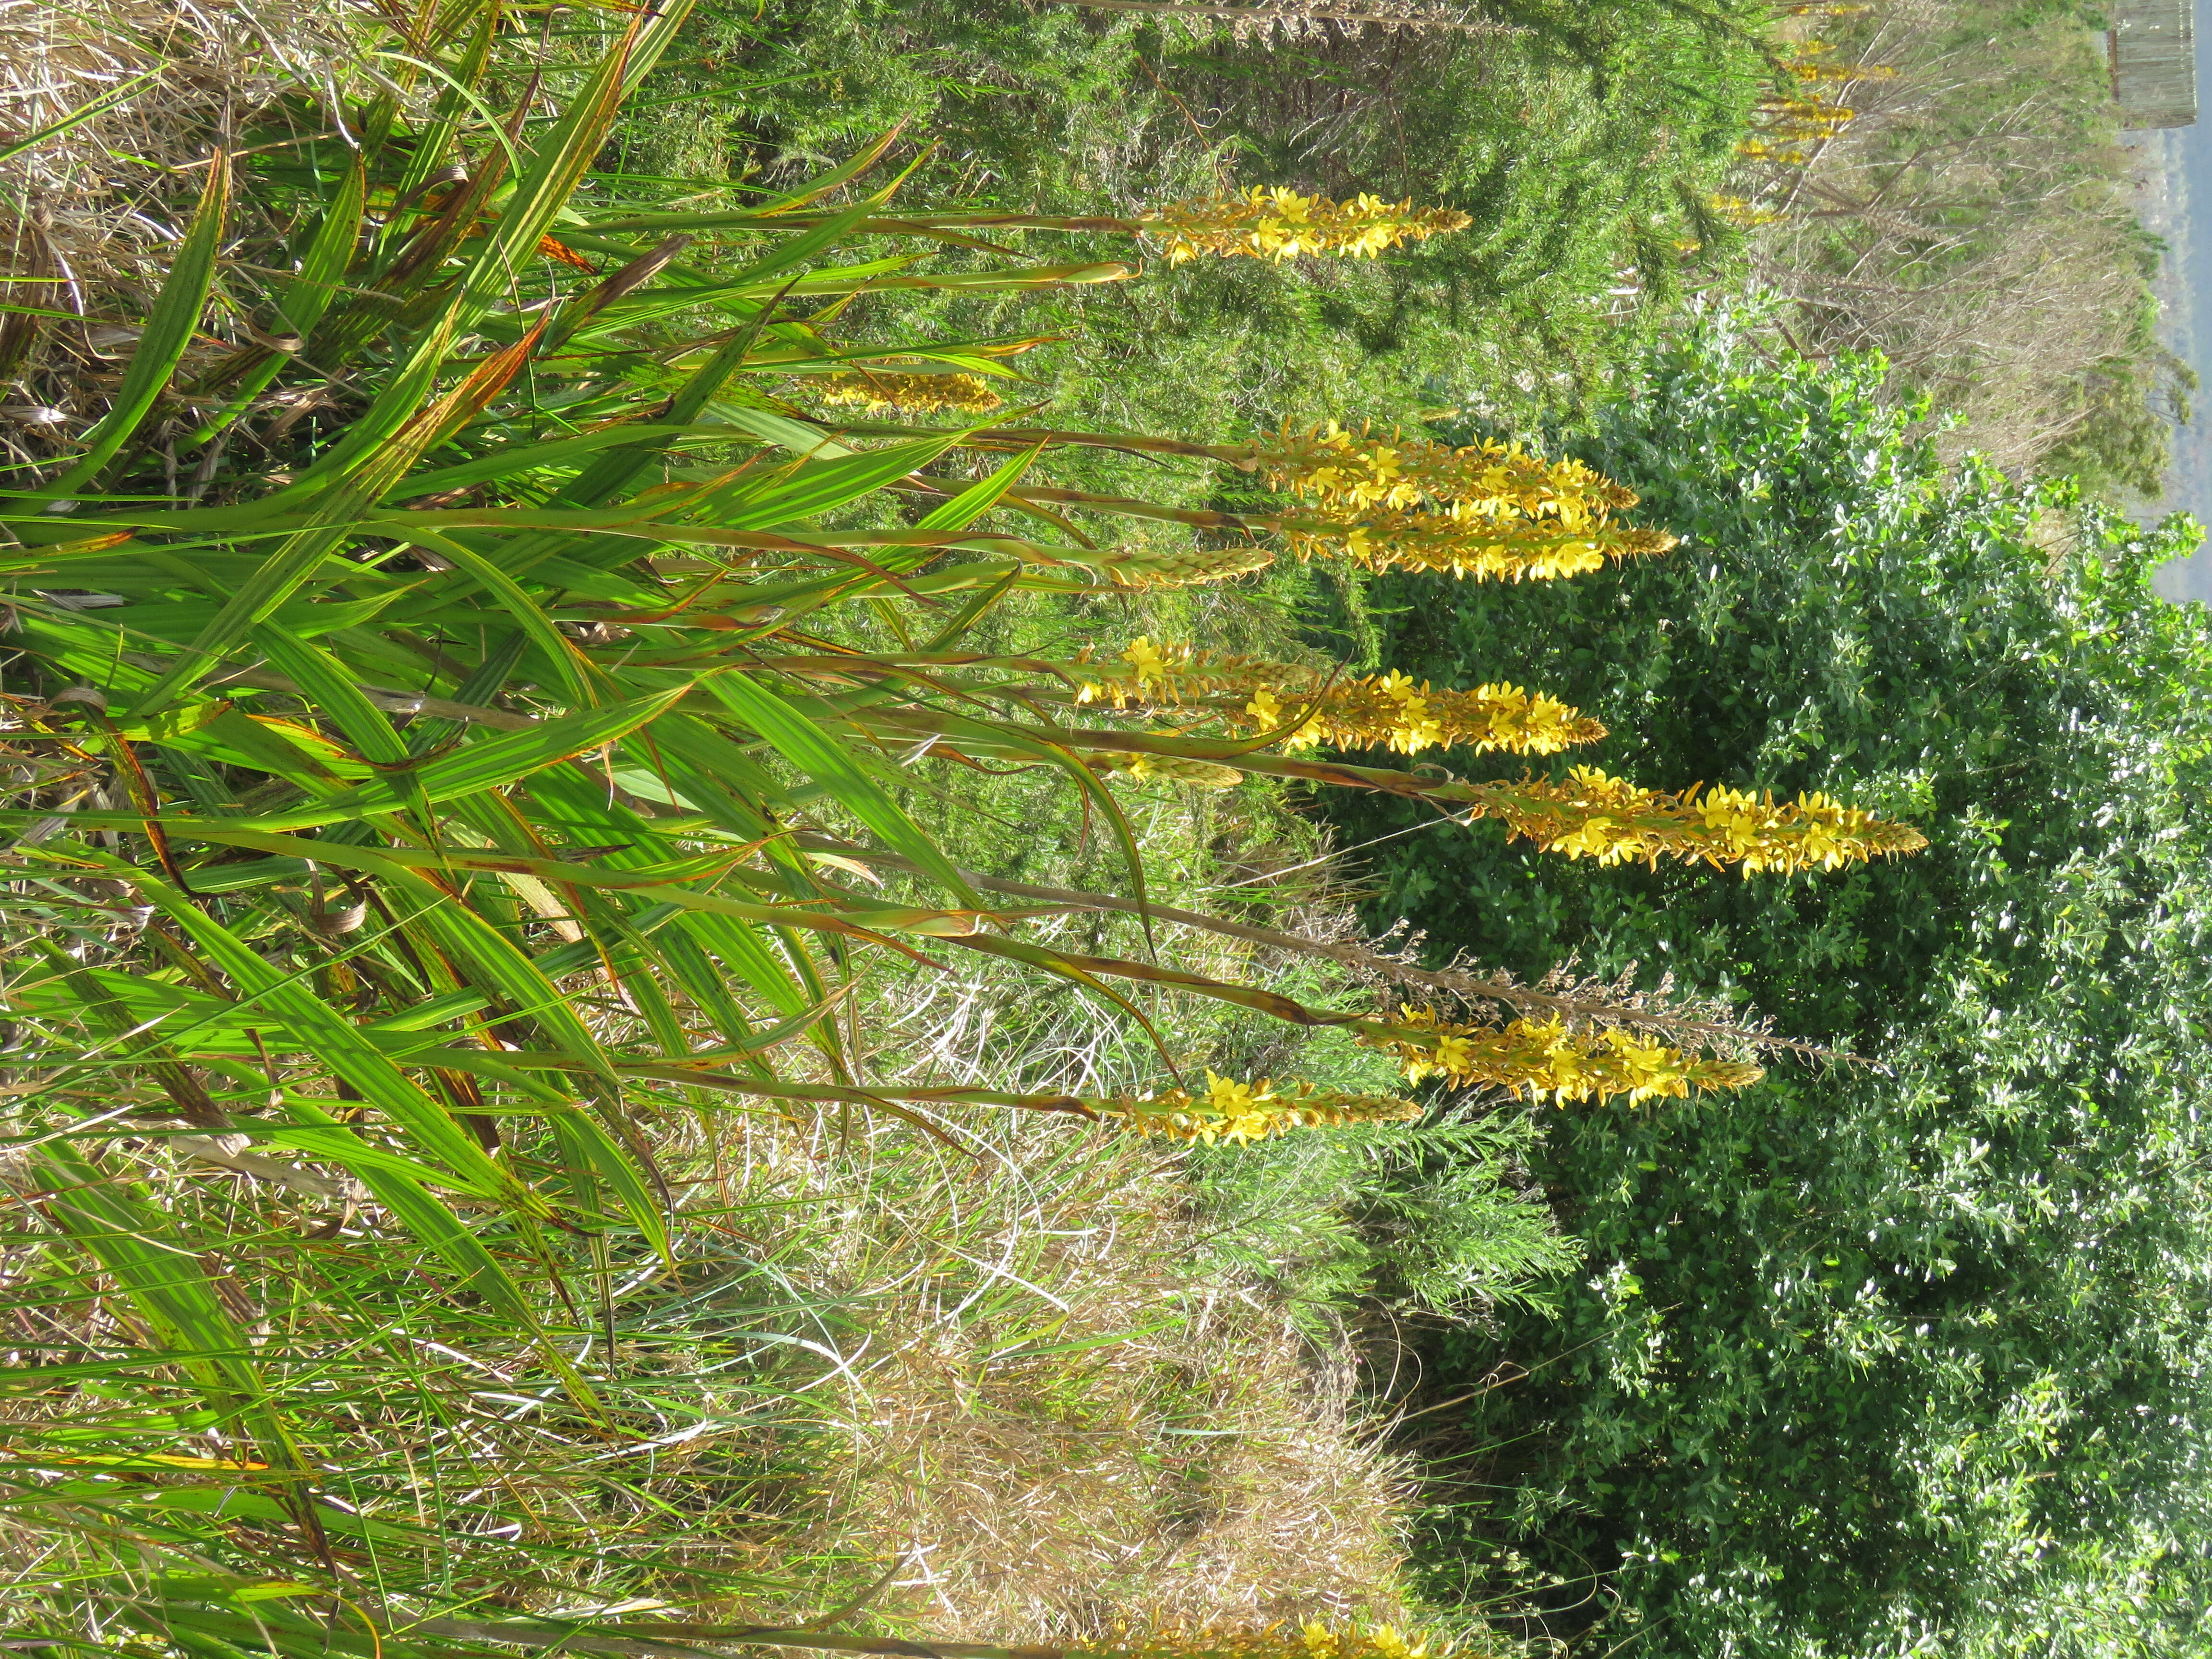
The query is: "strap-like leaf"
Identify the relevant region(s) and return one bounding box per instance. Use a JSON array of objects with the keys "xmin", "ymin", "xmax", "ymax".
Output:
[
  {"xmin": 210, "ymin": 689, "xmax": 686, "ymax": 830},
  {"xmin": 35, "ymin": 1142, "xmax": 325, "ymax": 1543},
  {"xmin": 129, "ymin": 870, "xmax": 547, "ymax": 1215},
  {"xmin": 44, "ymin": 157, "xmax": 230, "ymax": 494},
  {"xmin": 702, "ymin": 675, "xmax": 978, "ymax": 905}
]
